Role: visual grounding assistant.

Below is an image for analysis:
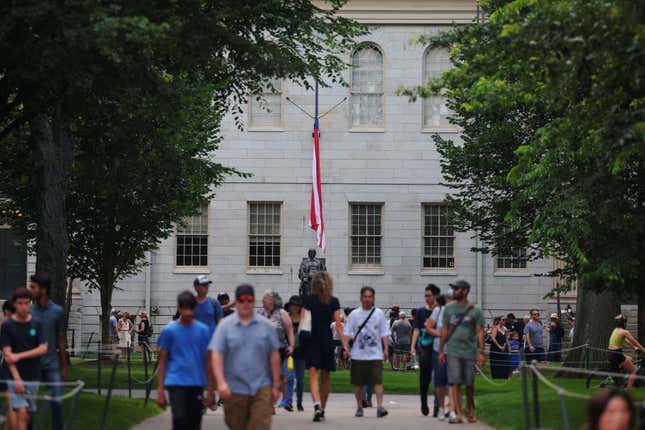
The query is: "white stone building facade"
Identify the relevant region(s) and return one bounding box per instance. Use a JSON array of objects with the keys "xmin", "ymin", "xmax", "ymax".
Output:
[{"xmin": 76, "ymin": 0, "xmax": 559, "ymax": 339}]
